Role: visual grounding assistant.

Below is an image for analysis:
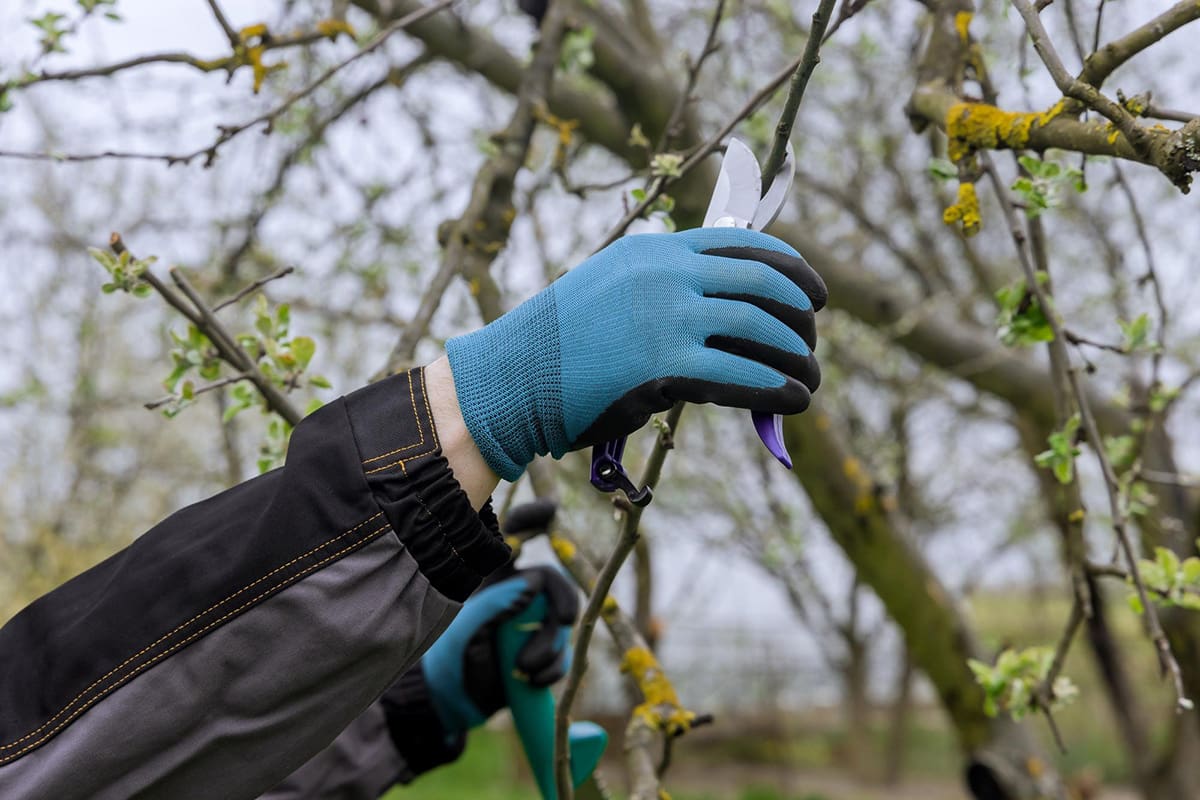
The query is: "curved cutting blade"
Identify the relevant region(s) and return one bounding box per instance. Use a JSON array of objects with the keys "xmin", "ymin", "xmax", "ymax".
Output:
[
  {"xmin": 752, "ymin": 140, "xmax": 795, "ymax": 231},
  {"xmin": 703, "ymin": 138, "xmax": 762, "ymax": 227}
]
